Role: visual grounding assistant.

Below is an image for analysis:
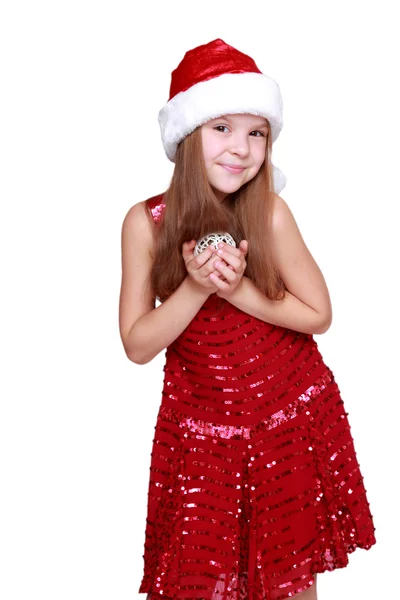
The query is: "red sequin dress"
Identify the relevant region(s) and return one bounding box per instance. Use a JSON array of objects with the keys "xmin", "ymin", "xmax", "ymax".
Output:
[{"xmin": 138, "ymin": 194, "xmax": 376, "ymax": 600}]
